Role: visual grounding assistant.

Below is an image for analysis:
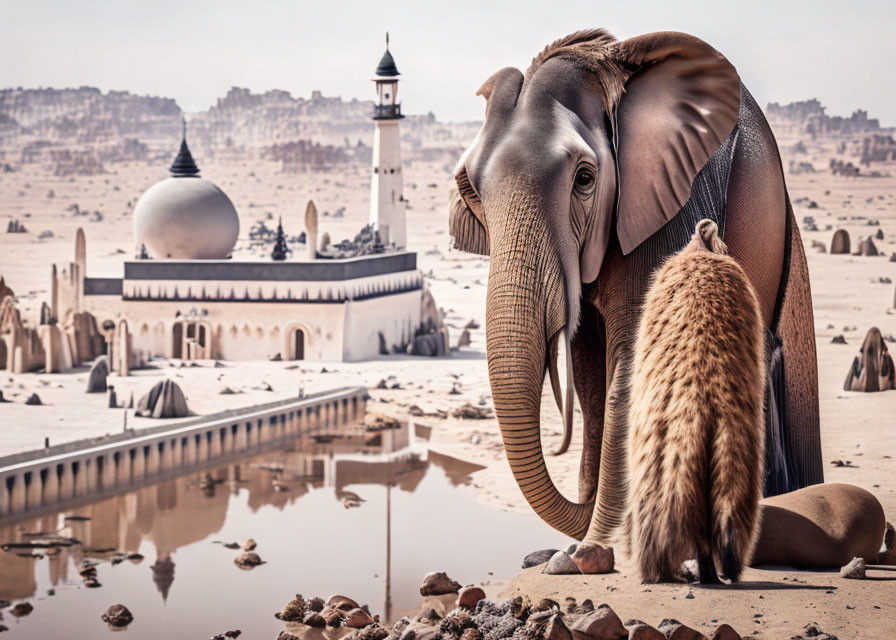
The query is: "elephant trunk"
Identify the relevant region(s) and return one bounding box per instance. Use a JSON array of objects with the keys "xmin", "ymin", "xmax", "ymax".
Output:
[{"xmin": 485, "ymin": 180, "xmax": 594, "ymax": 539}]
